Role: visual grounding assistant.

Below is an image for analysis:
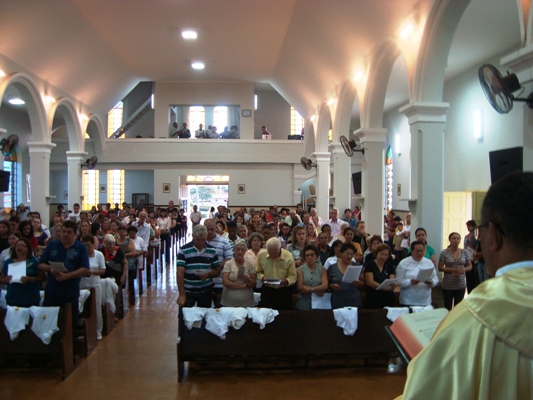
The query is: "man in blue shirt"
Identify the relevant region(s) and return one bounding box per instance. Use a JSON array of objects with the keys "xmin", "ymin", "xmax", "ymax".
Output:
[
  {"xmin": 39, "ymin": 220, "xmax": 91, "ymax": 326},
  {"xmin": 342, "ymin": 208, "xmax": 358, "ymax": 229}
]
